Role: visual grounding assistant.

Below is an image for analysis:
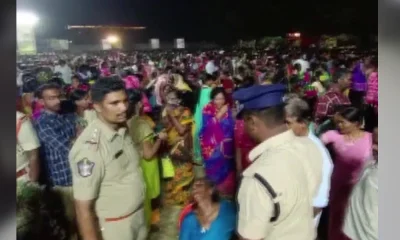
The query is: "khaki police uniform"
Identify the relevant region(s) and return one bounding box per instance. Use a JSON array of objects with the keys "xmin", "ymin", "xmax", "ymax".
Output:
[
  {"xmin": 69, "ymin": 118, "xmax": 147, "ymax": 240},
  {"xmin": 84, "ymin": 109, "xmax": 98, "ymax": 124},
  {"xmin": 16, "ymin": 111, "xmax": 40, "ymax": 182},
  {"xmin": 237, "ymin": 130, "xmax": 322, "ymax": 240}
]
